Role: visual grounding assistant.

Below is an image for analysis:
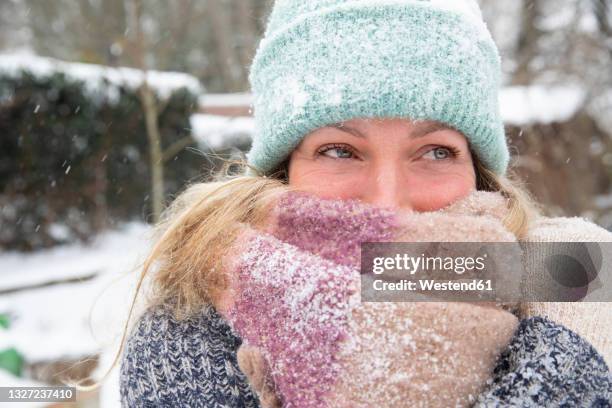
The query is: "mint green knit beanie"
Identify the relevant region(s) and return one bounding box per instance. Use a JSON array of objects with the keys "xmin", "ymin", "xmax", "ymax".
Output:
[{"xmin": 246, "ymin": 0, "xmax": 510, "ymax": 176}]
